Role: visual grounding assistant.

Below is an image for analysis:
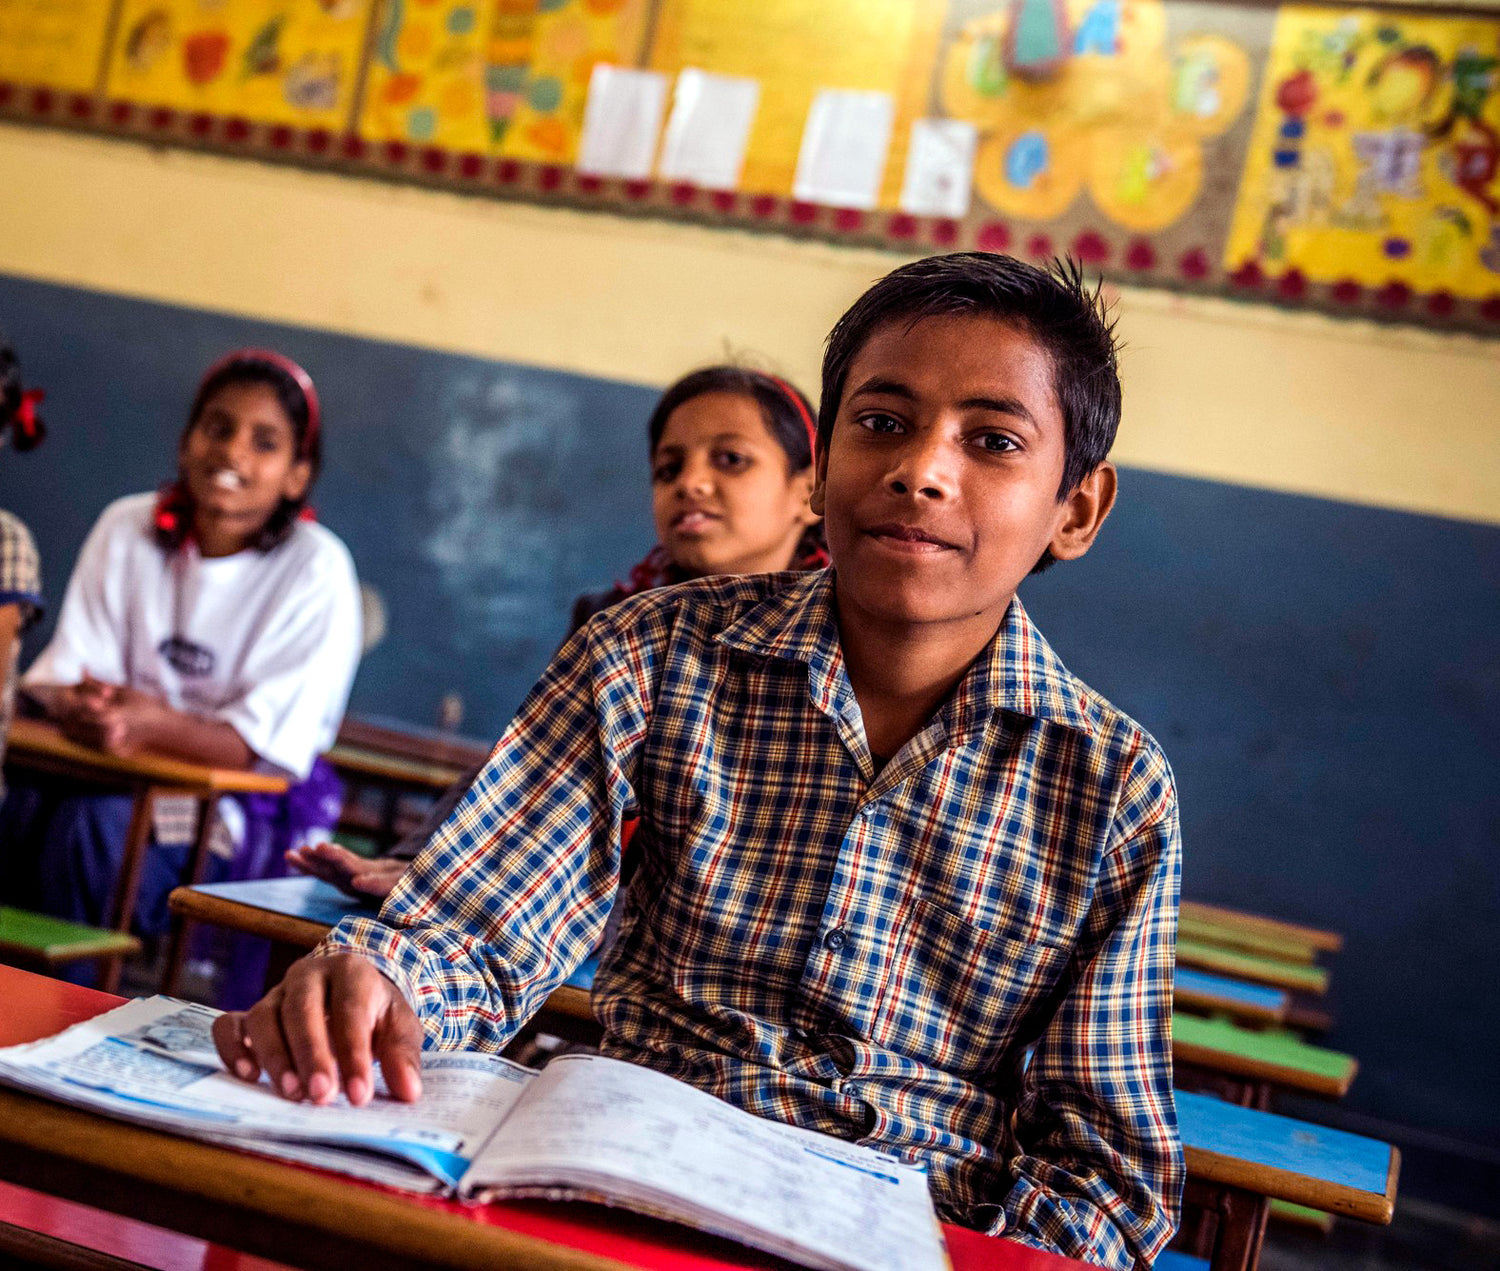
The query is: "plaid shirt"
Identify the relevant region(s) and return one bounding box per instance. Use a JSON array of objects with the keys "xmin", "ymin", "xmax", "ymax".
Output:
[{"xmin": 324, "ymin": 569, "xmax": 1182, "ymax": 1267}]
